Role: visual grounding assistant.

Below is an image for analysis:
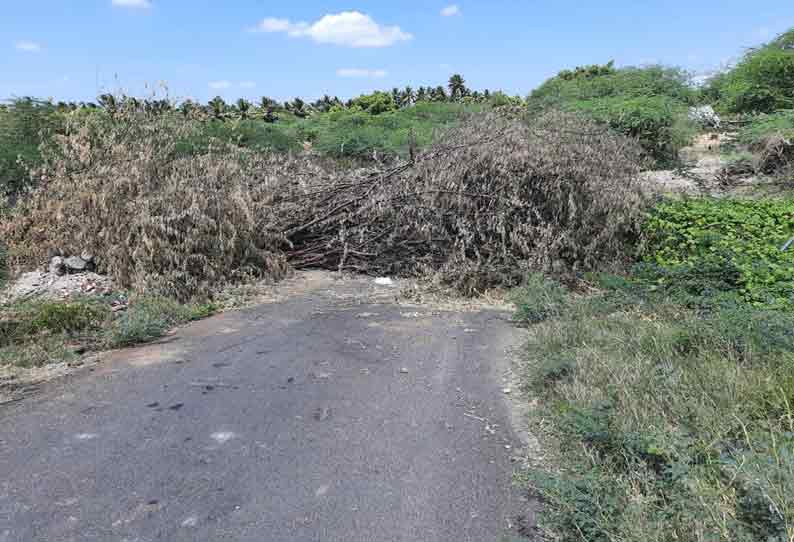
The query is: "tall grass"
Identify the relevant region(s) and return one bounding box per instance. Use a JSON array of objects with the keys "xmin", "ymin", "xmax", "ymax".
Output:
[{"xmin": 516, "ymin": 272, "xmax": 794, "ymax": 541}]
